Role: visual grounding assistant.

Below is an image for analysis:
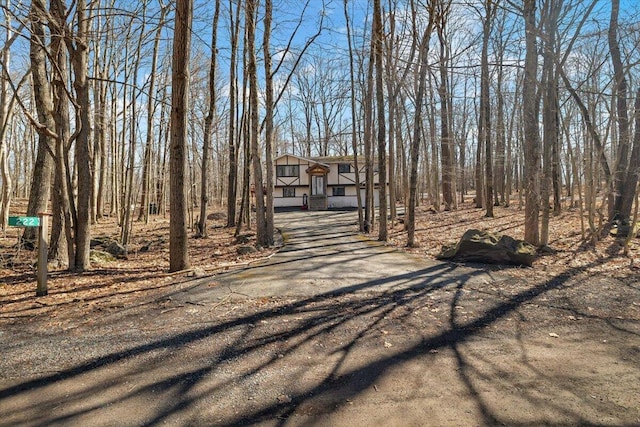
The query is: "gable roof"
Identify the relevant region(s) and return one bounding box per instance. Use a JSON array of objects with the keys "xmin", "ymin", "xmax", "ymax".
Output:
[
  {"xmin": 275, "ymin": 153, "xmax": 355, "ymax": 165},
  {"xmin": 274, "ymin": 153, "xmax": 330, "ymax": 168},
  {"xmin": 311, "ymin": 155, "xmax": 354, "ymax": 163},
  {"xmin": 306, "ymin": 162, "xmax": 331, "ymax": 174}
]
